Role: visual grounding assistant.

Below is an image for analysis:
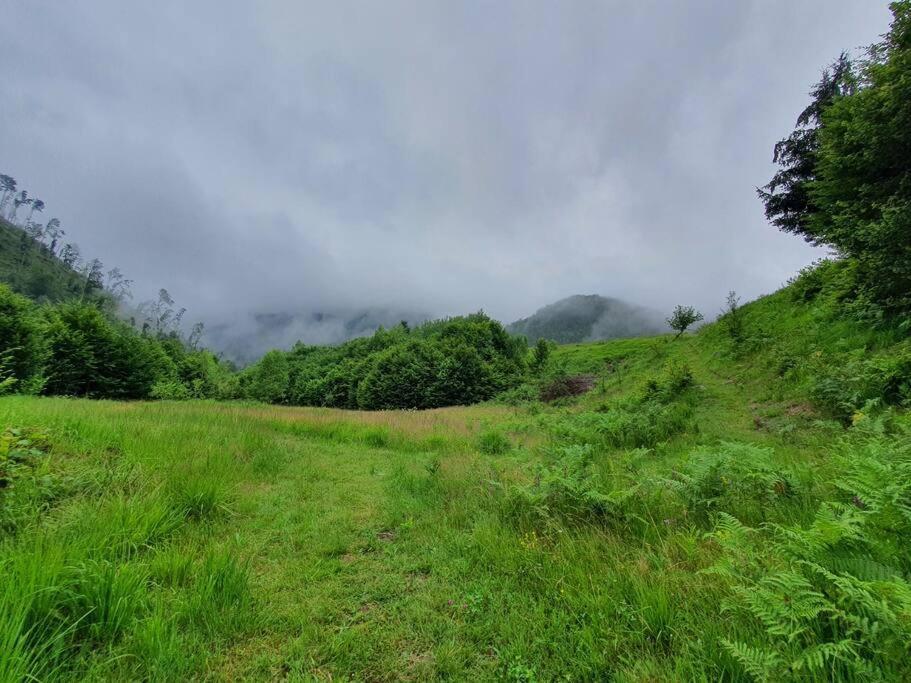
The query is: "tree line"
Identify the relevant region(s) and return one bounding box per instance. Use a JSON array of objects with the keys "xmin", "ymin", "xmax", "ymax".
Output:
[
  {"xmin": 1, "ymin": 280, "xmax": 534, "ymax": 408},
  {"xmin": 0, "ymin": 172, "xmax": 240, "ymax": 400},
  {"xmin": 0, "ymin": 174, "xmax": 533, "ymax": 408}
]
